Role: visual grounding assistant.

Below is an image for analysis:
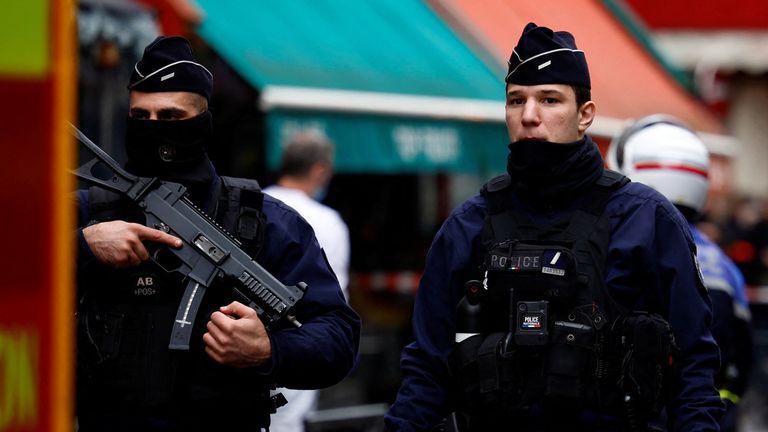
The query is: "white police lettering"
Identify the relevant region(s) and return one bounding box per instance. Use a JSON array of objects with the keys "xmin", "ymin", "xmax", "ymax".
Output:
[
  {"xmin": 490, "ymin": 254, "xmax": 540, "ymax": 271},
  {"xmin": 522, "ymin": 315, "xmax": 541, "ymax": 329},
  {"xmin": 490, "ymin": 254, "xmax": 506, "ymax": 269},
  {"xmin": 509, "ymin": 255, "xmax": 540, "ymax": 270}
]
